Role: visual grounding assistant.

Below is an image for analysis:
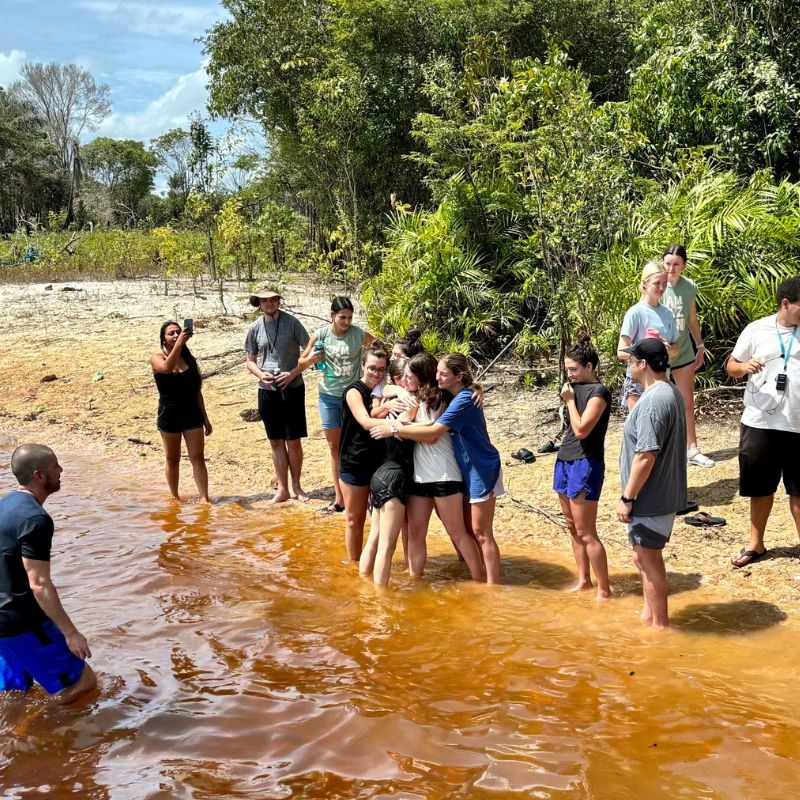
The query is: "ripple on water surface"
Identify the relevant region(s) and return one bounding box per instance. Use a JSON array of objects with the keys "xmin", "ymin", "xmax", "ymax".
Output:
[{"xmin": 1, "ymin": 443, "xmax": 800, "ymax": 798}]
